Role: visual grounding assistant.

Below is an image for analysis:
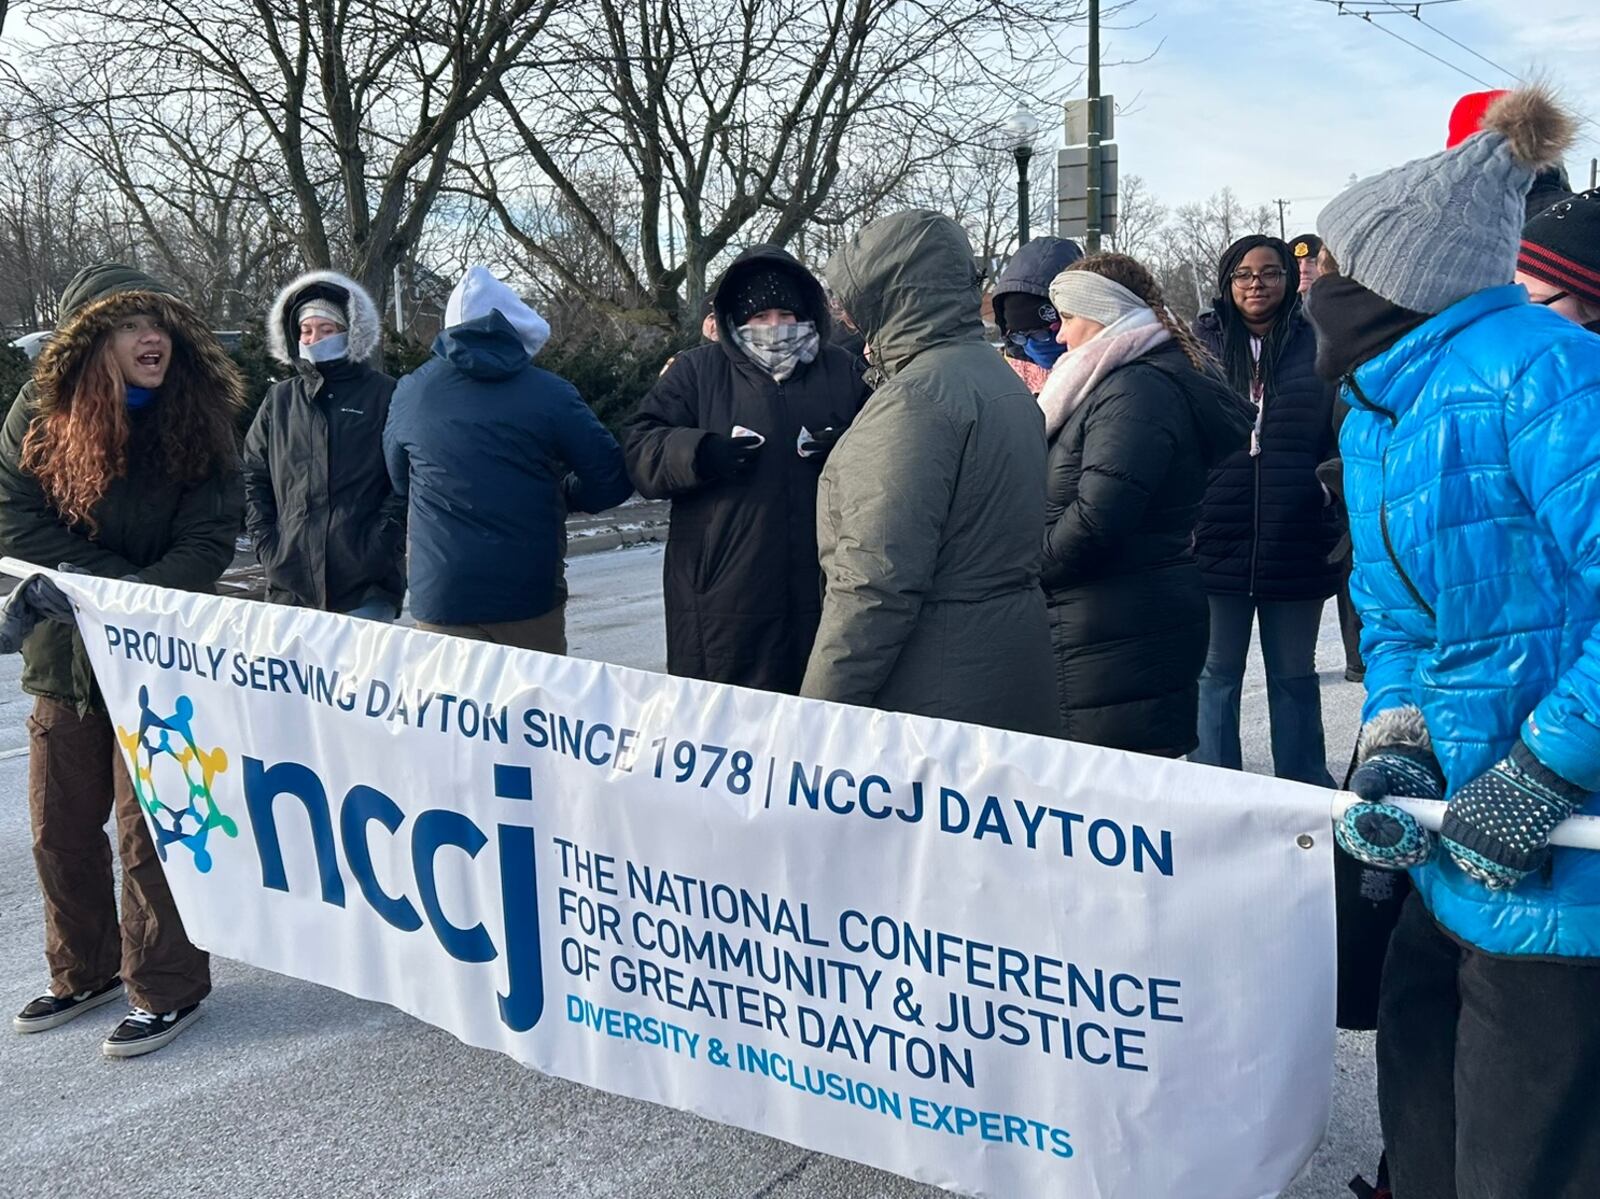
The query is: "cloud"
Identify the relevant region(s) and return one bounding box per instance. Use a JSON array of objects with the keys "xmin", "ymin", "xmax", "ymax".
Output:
[{"xmin": 1073, "ymin": 0, "xmax": 1600, "ymax": 225}]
